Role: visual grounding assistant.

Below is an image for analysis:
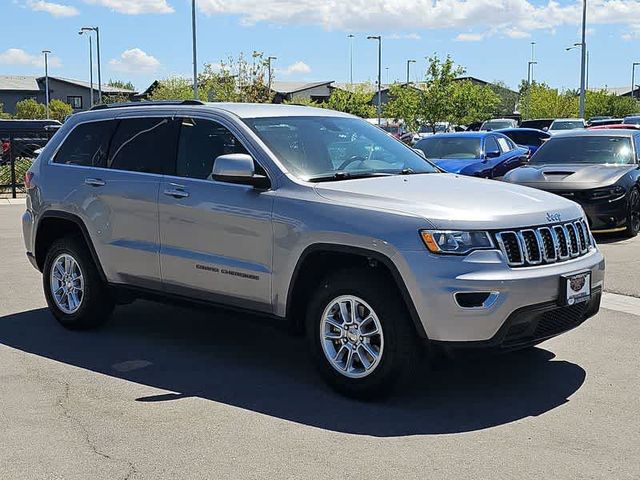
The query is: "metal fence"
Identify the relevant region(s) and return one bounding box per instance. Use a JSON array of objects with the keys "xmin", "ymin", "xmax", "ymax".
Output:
[{"xmin": 0, "ymin": 130, "xmax": 53, "ymax": 198}]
